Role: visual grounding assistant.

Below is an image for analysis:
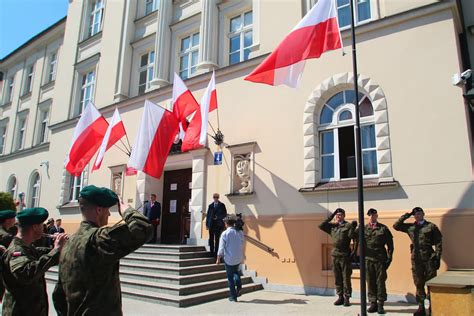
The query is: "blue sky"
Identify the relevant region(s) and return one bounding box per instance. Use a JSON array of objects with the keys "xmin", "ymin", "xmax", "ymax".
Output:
[{"xmin": 0, "ymin": 0, "xmax": 69, "ymax": 59}]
